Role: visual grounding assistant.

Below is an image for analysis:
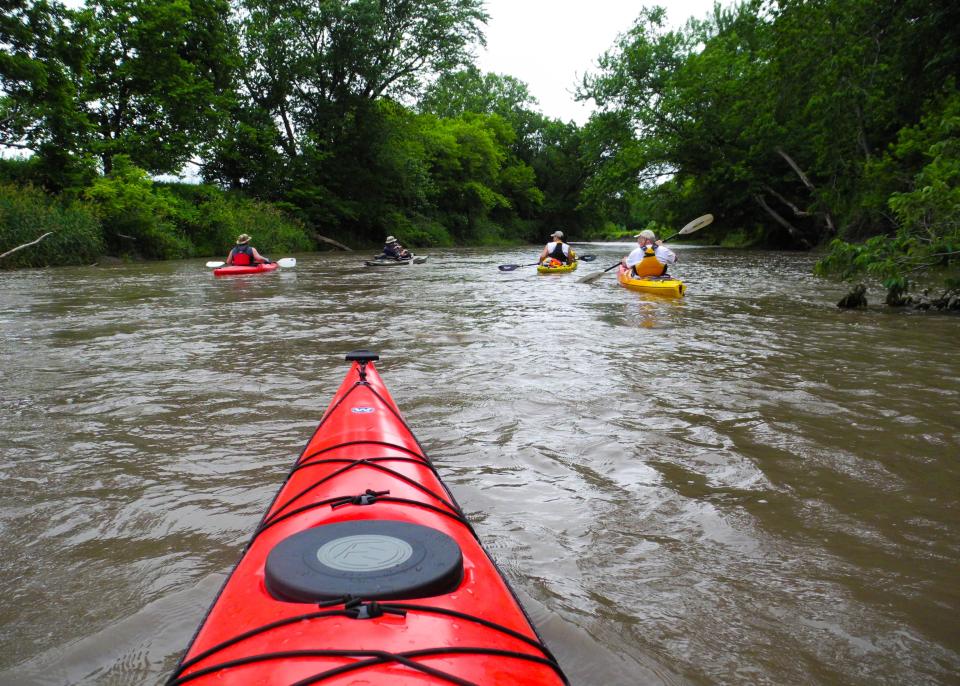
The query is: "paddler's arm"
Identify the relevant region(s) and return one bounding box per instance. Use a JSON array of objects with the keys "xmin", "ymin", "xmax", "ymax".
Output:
[{"xmin": 655, "ymin": 241, "xmax": 677, "ymax": 264}]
